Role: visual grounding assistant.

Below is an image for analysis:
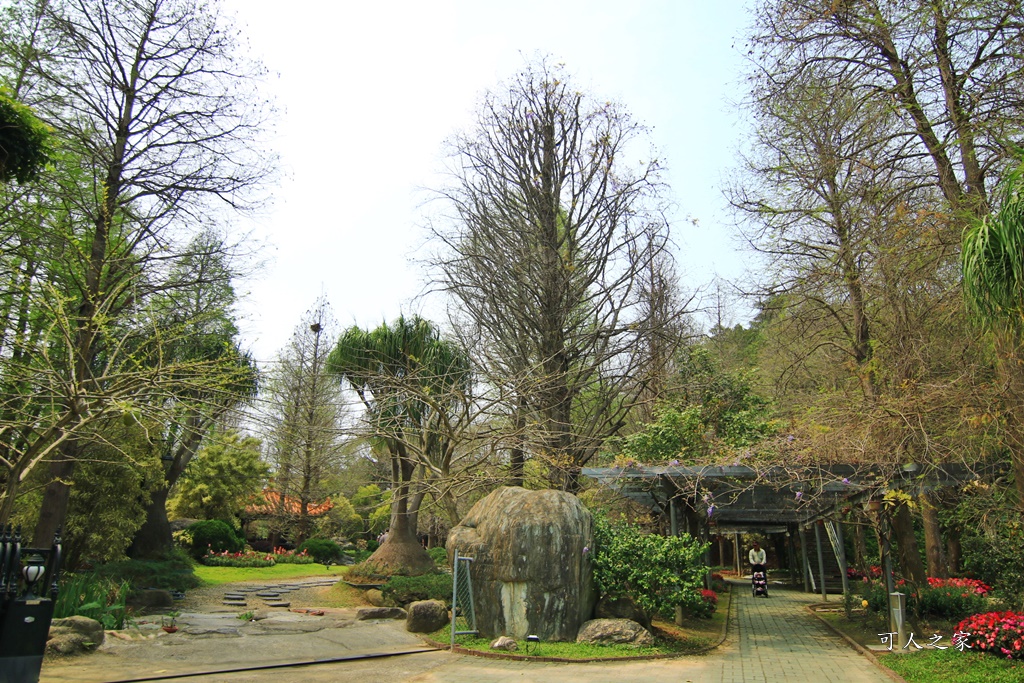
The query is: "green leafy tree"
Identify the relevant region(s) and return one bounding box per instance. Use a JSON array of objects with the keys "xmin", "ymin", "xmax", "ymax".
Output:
[
  {"xmin": 0, "ymin": 0, "xmax": 274, "ymax": 546},
  {"xmin": 0, "ymin": 88, "xmax": 49, "ymax": 183},
  {"xmin": 170, "ymin": 431, "xmax": 267, "ymax": 523}
]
